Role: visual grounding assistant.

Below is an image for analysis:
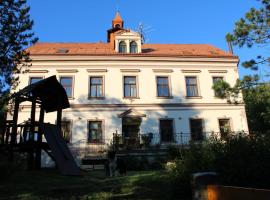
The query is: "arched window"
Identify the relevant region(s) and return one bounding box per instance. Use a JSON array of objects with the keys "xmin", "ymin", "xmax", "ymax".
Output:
[
  {"xmin": 115, "ymin": 24, "xmax": 121, "ymax": 28},
  {"xmin": 130, "ymin": 41, "xmax": 138, "ymax": 53},
  {"xmin": 119, "ymin": 41, "xmax": 127, "ymax": 53}
]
